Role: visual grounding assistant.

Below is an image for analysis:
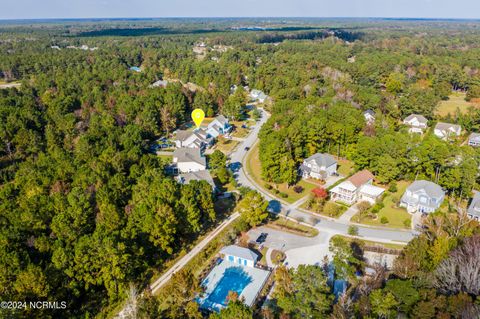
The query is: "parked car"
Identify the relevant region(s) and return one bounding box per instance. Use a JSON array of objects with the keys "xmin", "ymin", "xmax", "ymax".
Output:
[
  {"xmin": 244, "ymin": 146, "xmax": 250, "ymax": 151},
  {"xmin": 256, "ymin": 233, "xmax": 268, "ymax": 243}
]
